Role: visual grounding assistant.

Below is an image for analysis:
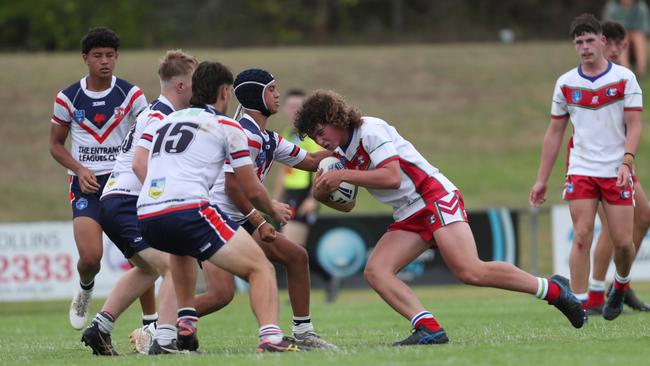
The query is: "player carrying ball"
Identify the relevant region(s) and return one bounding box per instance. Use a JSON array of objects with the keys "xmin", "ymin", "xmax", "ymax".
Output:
[{"xmin": 296, "ymin": 90, "xmax": 586, "ymax": 346}]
